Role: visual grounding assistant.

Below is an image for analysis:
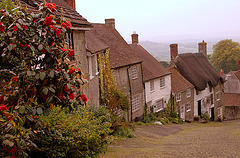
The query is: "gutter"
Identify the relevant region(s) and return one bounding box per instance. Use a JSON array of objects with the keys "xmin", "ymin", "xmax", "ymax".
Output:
[{"xmin": 127, "ymin": 66, "xmax": 133, "ymax": 121}]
